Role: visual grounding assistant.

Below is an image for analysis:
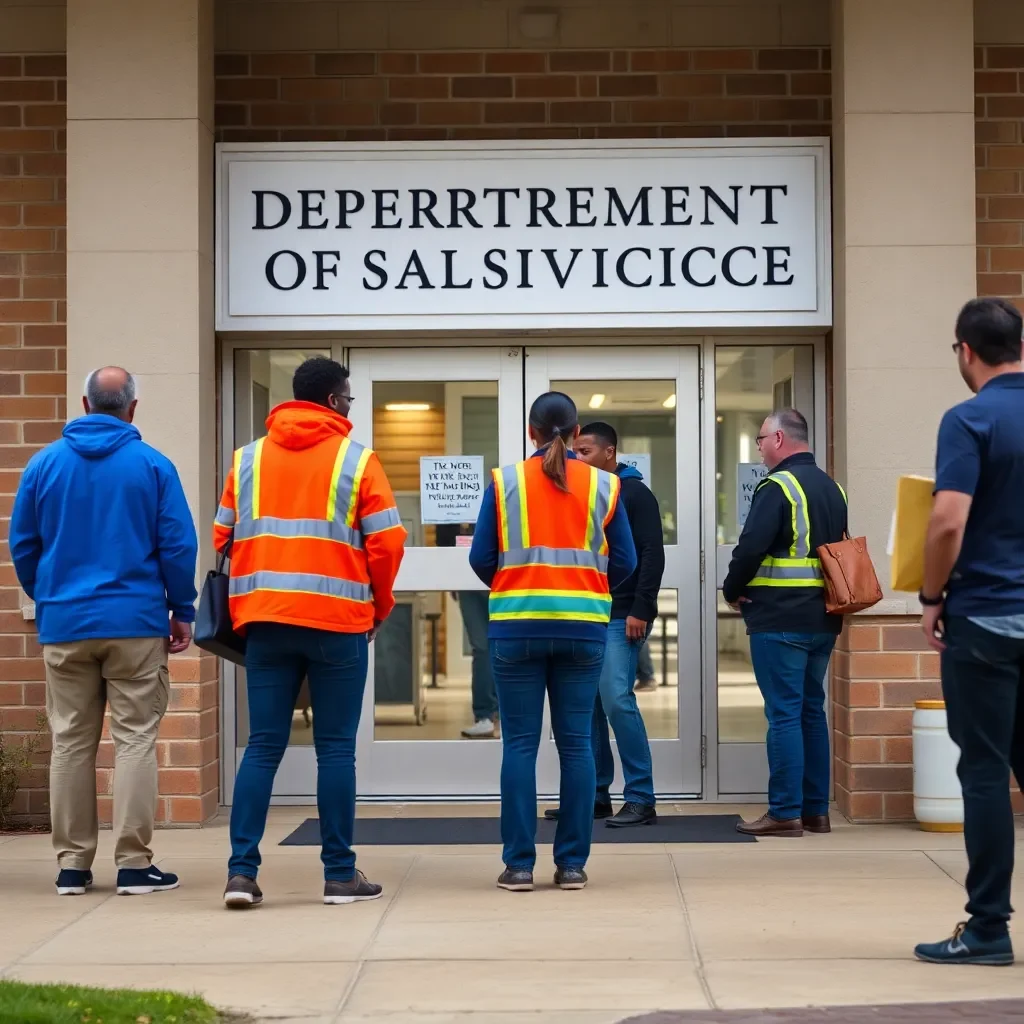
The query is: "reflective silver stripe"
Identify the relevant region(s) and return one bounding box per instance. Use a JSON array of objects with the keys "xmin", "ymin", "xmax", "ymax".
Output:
[
  {"xmin": 332, "ymin": 439, "xmax": 368, "ymax": 523},
  {"xmin": 589, "ymin": 470, "xmax": 613, "ymax": 556},
  {"xmin": 499, "ymin": 464, "xmax": 525, "ymax": 551},
  {"xmin": 361, "ymin": 507, "xmax": 401, "ymax": 535},
  {"xmin": 215, "ymin": 504, "xmax": 236, "ymax": 528},
  {"xmin": 233, "ymin": 516, "xmax": 363, "ymax": 548},
  {"xmin": 236, "ymin": 442, "xmax": 259, "ymax": 523},
  {"xmin": 752, "ymin": 561, "xmax": 823, "ymax": 581},
  {"xmin": 497, "ymin": 546, "xmax": 609, "ymax": 572},
  {"xmin": 768, "ymin": 471, "xmax": 811, "ymax": 558},
  {"xmin": 229, "ymin": 571, "xmax": 372, "ymax": 602}
]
